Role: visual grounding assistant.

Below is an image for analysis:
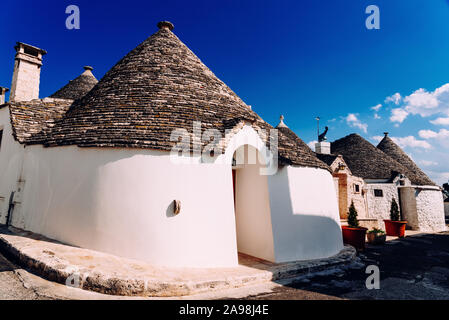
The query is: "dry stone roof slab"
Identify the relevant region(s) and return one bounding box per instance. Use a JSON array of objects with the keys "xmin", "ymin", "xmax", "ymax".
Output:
[
  {"xmin": 50, "ymin": 67, "xmax": 98, "ymax": 100},
  {"xmin": 331, "ymin": 133, "xmax": 429, "ymax": 185},
  {"xmin": 4, "ymin": 23, "xmax": 329, "ymax": 171},
  {"xmin": 377, "ymin": 135, "xmax": 435, "ymax": 186}
]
